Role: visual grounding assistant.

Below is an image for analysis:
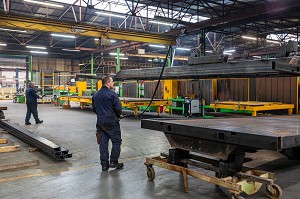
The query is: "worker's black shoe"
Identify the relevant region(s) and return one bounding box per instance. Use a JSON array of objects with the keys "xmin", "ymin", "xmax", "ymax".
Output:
[
  {"xmin": 25, "ymin": 122, "xmax": 31, "ymax": 125},
  {"xmin": 110, "ymin": 162, "xmax": 124, "ymax": 169},
  {"xmin": 36, "ymin": 120, "xmax": 43, "ymax": 124},
  {"xmin": 102, "ymin": 166, "xmax": 109, "ymax": 171}
]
